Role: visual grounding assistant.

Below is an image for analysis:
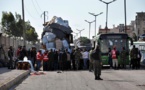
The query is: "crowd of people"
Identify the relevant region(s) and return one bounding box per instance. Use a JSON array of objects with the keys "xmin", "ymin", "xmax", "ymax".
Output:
[
  {"xmin": 108, "ymin": 45, "xmax": 142, "ymax": 70},
  {"xmin": 7, "ymin": 44, "xmax": 142, "ymax": 80}
]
